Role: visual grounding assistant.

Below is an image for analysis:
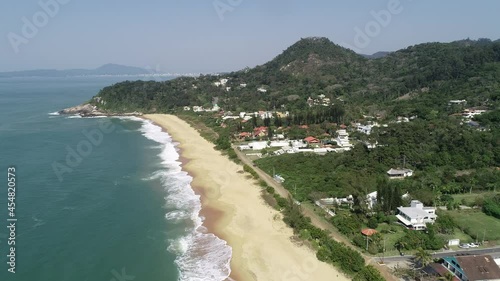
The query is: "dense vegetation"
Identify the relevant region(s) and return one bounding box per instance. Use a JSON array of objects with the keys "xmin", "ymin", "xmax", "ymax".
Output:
[
  {"xmin": 91, "ymin": 37, "xmax": 500, "ymax": 118},
  {"xmin": 255, "ymin": 118, "xmax": 500, "ymax": 205},
  {"xmin": 482, "ymin": 194, "xmax": 500, "ymax": 219}
]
